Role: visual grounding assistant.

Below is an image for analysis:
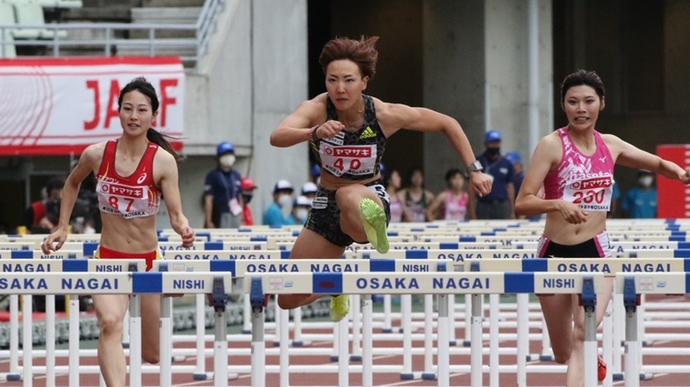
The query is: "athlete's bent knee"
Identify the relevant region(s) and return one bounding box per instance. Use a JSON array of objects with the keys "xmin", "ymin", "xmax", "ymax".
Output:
[
  {"xmin": 277, "ymin": 294, "xmax": 304, "ymax": 310},
  {"xmin": 143, "ymin": 349, "xmax": 160, "ymax": 364}
]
